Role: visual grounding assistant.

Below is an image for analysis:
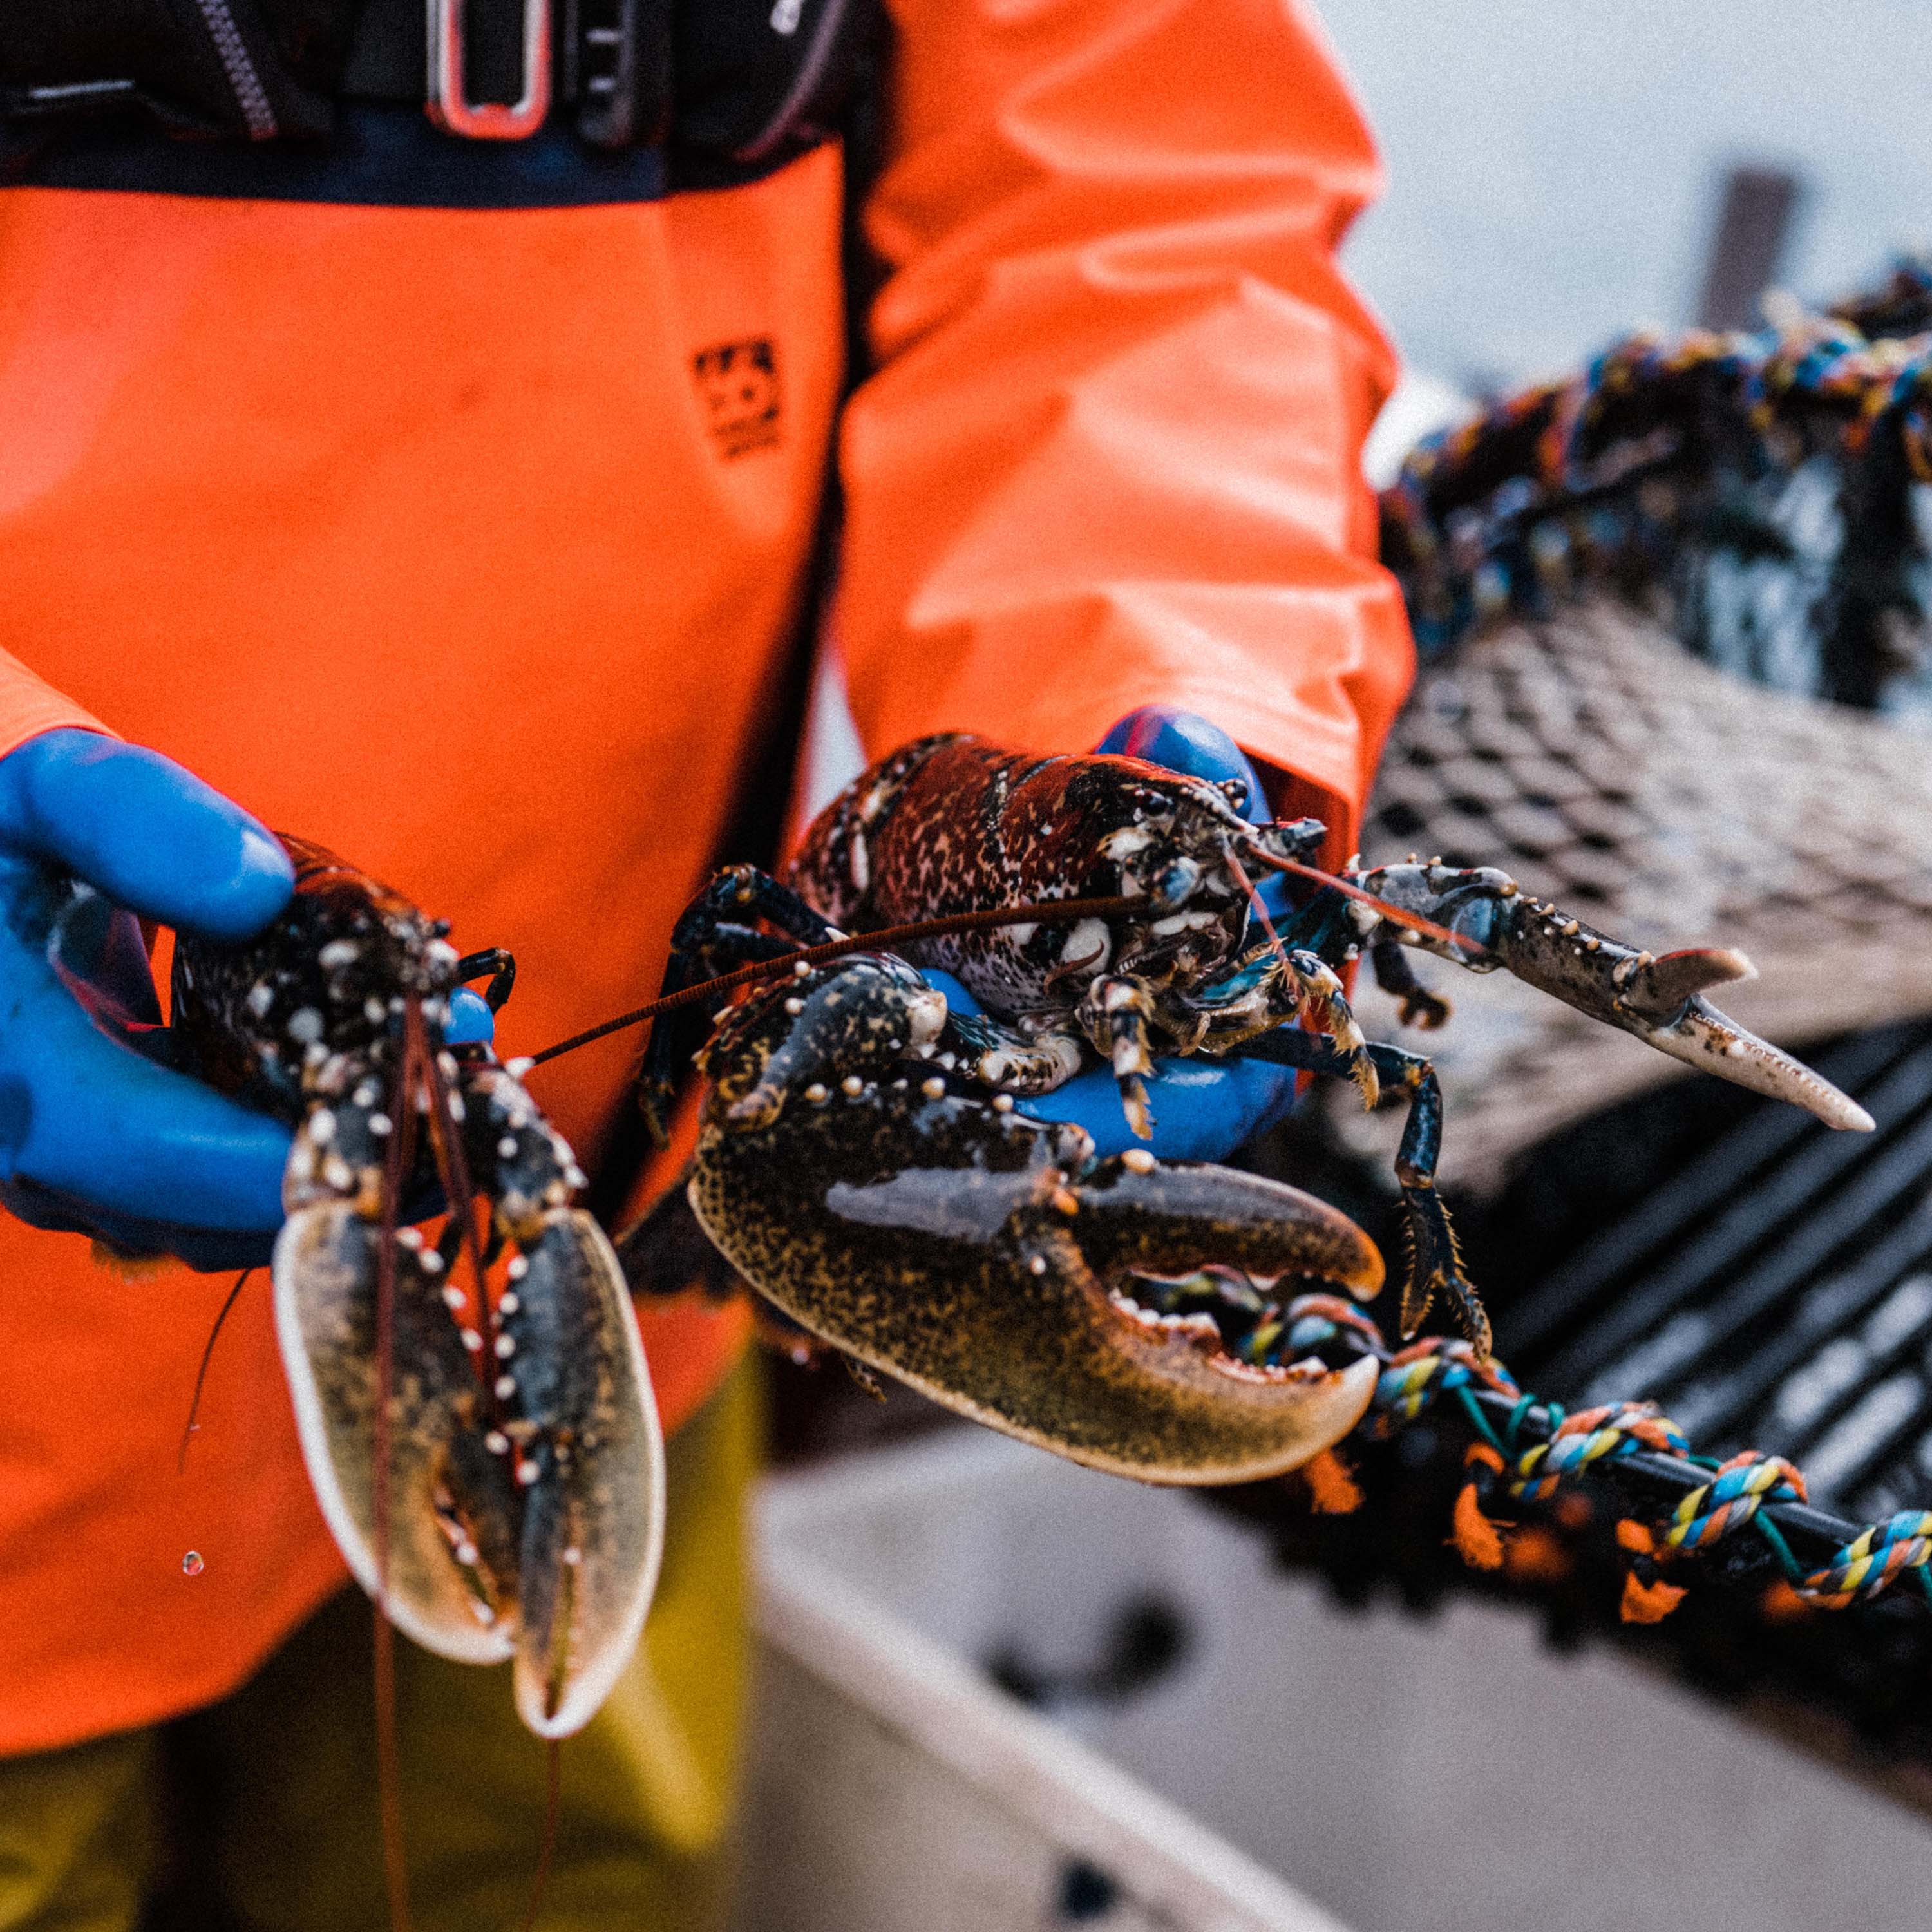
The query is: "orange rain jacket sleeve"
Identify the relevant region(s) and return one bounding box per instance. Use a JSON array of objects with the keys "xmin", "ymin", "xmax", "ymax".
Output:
[{"xmin": 840, "ymin": 0, "xmax": 1414, "ymax": 855}]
